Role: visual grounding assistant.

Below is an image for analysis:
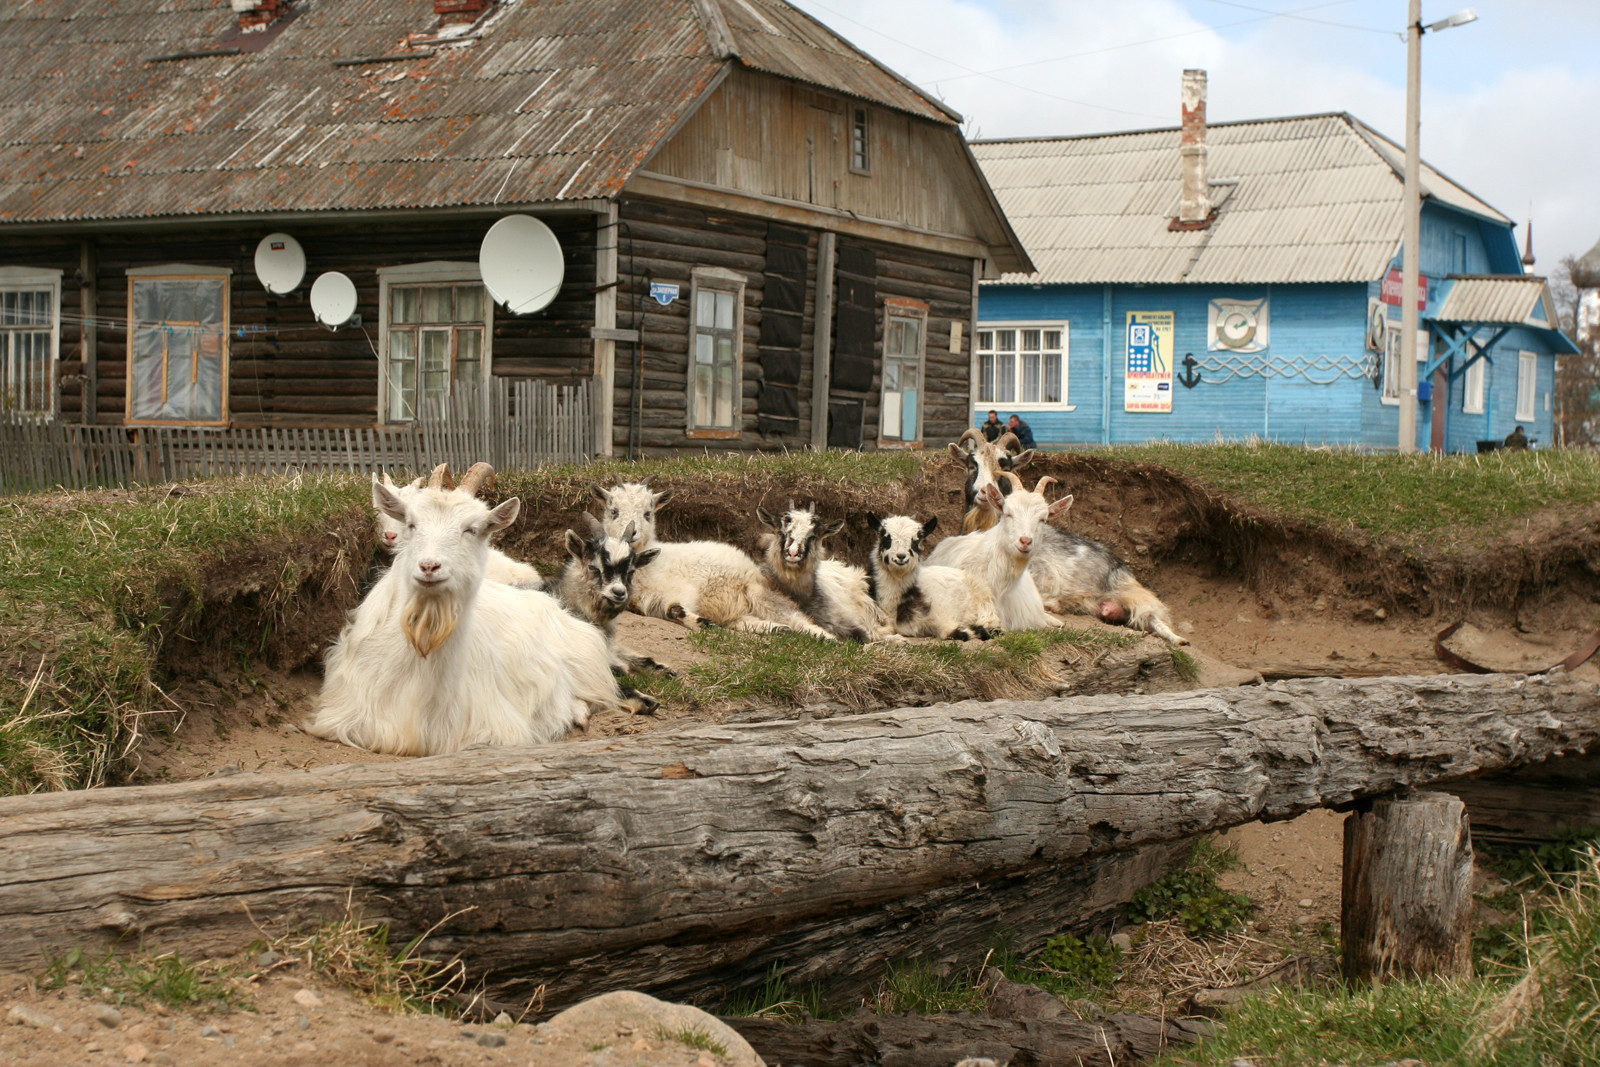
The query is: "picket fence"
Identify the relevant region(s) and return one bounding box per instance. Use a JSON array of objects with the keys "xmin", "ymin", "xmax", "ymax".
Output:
[{"xmin": 0, "ymin": 378, "xmax": 594, "ymax": 494}]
